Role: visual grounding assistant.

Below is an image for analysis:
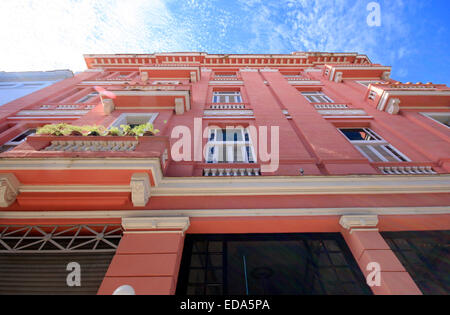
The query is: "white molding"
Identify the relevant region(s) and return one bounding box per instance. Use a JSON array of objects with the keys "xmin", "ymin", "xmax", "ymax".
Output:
[
  {"xmin": 122, "ymin": 216, "xmax": 190, "ymax": 233},
  {"xmin": 203, "ymin": 110, "xmax": 254, "ymax": 116},
  {"xmin": 16, "ymin": 110, "xmax": 89, "ymax": 116},
  {"xmin": 260, "ymin": 68, "xmax": 279, "ymax": 72},
  {"xmin": 1, "ymin": 207, "xmax": 449, "ymax": 220},
  {"xmin": 288, "ymin": 80, "xmax": 322, "ymax": 85},
  {"xmin": 339, "ymin": 215, "xmax": 379, "ymax": 230},
  {"xmin": 317, "ymin": 109, "xmax": 367, "ymax": 116},
  {"xmin": 209, "ymin": 81, "xmax": 244, "ymax": 85},
  {"xmin": 323, "ymin": 116, "xmax": 373, "ymax": 119},
  {"xmin": 1, "ymin": 158, "xmax": 449, "ymax": 196},
  {"xmin": 8, "ymin": 116, "xmax": 81, "ymax": 120},
  {"xmin": 239, "ymin": 68, "xmax": 258, "ymax": 72}
]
